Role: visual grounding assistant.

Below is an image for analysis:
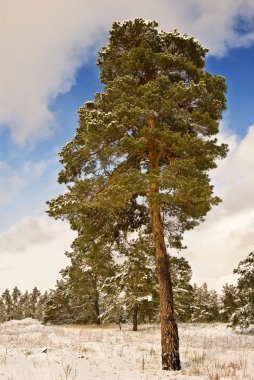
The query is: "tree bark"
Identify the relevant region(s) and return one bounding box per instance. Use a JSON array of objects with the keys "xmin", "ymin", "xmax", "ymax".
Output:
[
  {"xmin": 148, "ymin": 115, "xmax": 180, "ymax": 370},
  {"xmin": 150, "ymin": 202, "xmax": 181, "ymax": 370},
  {"xmin": 94, "ymin": 297, "xmax": 101, "ymax": 325},
  {"xmin": 133, "ymin": 303, "xmax": 138, "ymax": 331},
  {"xmin": 94, "ymin": 281, "xmax": 101, "ymax": 325}
]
